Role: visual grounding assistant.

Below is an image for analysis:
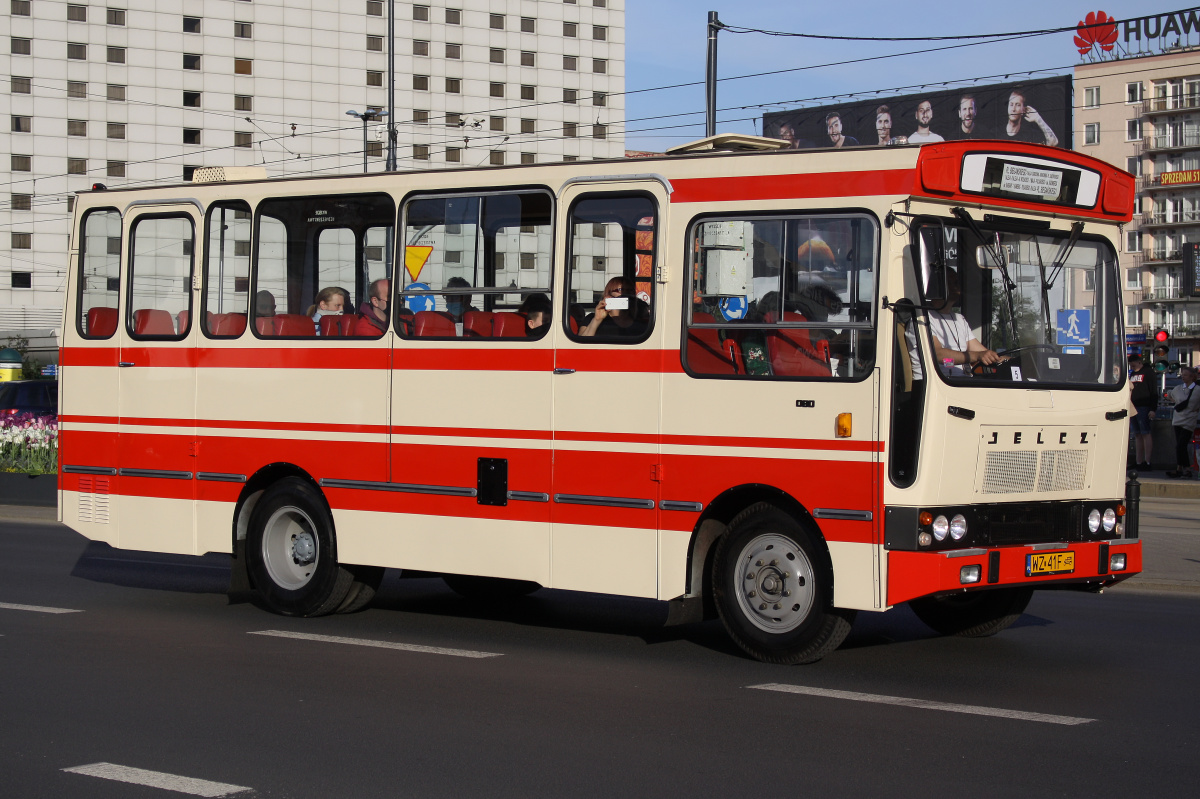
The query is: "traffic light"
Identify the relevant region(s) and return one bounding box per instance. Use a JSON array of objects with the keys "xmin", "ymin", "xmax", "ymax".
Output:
[
  {"xmin": 1153, "ymin": 330, "xmax": 1170, "ymax": 373},
  {"xmin": 1154, "ymin": 329, "xmax": 1170, "ymax": 344}
]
